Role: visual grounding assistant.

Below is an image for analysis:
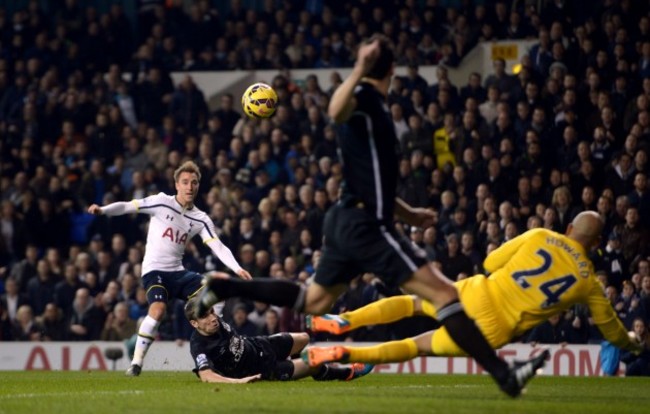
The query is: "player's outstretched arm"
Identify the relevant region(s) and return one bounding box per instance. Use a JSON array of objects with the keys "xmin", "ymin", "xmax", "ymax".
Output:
[
  {"xmin": 198, "ymin": 369, "xmax": 261, "ymax": 384},
  {"xmin": 235, "ymin": 268, "xmax": 252, "ymax": 280},
  {"xmin": 87, "ymin": 201, "xmax": 138, "ymax": 216},
  {"xmin": 395, "ymin": 198, "xmax": 436, "ymax": 228},
  {"xmin": 586, "ymin": 278, "xmax": 643, "ymax": 354},
  {"xmin": 205, "ymin": 238, "xmax": 252, "ymax": 280},
  {"xmin": 328, "ymin": 39, "xmax": 380, "ymax": 123},
  {"xmin": 87, "ymin": 204, "xmax": 103, "ymax": 215}
]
